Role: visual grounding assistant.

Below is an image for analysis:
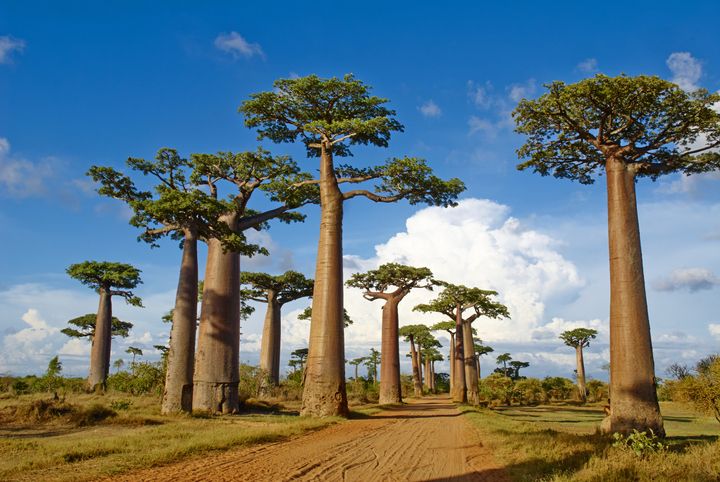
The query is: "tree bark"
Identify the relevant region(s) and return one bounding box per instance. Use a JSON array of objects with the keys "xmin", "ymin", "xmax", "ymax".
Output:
[
  {"xmin": 161, "ymin": 232, "xmax": 198, "ymax": 414},
  {"xmin": 449, "ymin": 332, "xmax": 455, "ymax": 392},
  {"xmin": 301, "ymin": 143, "xmax": 348, "ymax": 417},
  {"xmin": 259, "ymin": 291, "xmax": 281, "ymax": 396},
  {"xmin": 462, "ymin": 320, "xmax": 479, "ymax": 405},
  {"xmin": 424, "ymin": 356, "xmax": 432, "ymax": 392},
  {"xmin": 87, "ymin": 288, "xmax": 112, "ymax": 391},
  {"xmin": 476, "ymin": 356, "xmax": 481, "ymax": 380},
  {"xmin": 379, "ymin": 297, "xmax": 402, "ymax": 404},
  {"xmin": 430, "ymin": 361, "xmax": 436, "ymax": 392},
  {"xmin": 576, "ymin": 346, "xmax": 587, "ymax": 403},
  {"xmin": 409, "ymin": 337, "xmax": 423, "ymax": 397},
  {"xmin": 451, "ymin": 307, "xmax": 467, "ymax": 403},
  {"xmin": 193, "ymin": 216, "xmax": 241, "ymax": 414},
  {"xmin": 600, "ymin": 156, "xmax": 664, "ymax": 436},
  {"xmin": 418, "ymin": 352, "xmax": 423, "ymax": 389}
]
